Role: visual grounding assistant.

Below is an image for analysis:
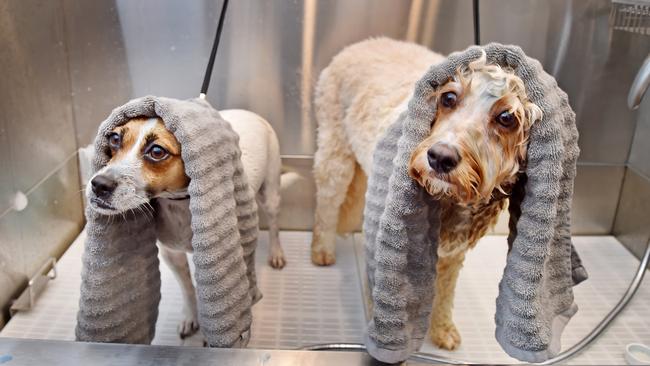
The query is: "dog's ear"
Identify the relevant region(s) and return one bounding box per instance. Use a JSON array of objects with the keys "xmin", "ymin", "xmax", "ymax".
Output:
[
  {"xmin": 524, "ymin": 100, "xmax": 543, "ymax": 126},
  {"xmin": 506, "ymin": 172, "xmax": 527, "ymax": 253}
]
